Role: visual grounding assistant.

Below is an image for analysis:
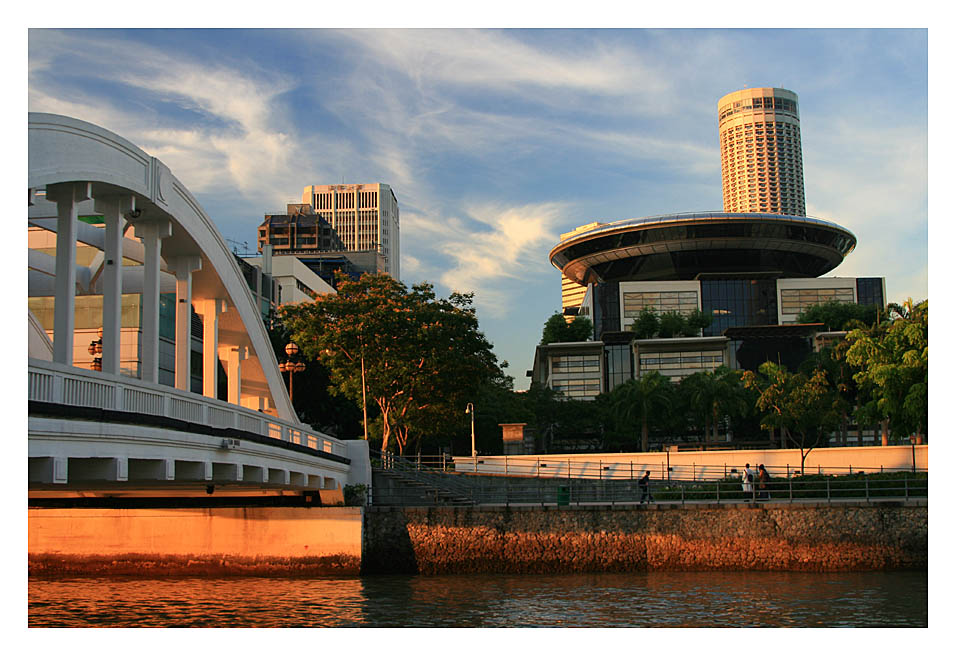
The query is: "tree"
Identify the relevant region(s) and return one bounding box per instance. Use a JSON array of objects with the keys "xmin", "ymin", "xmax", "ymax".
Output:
[
  {"xmin": 844, "ymin": 299, "xmax": 928, "ymax": 444},
  {"xmin": 683, "ymin": 367, "xmax": 749, "ymax": 444},
  {"xmin": 541, "ymin": 312, "xmax": 593, "ymax": 344},
  {"xmin": 279, "ymin": 273, "xmax": 504, "ymax": 455},
  {"xmin": 630, "ymin": 307, "xmax": 660, "ymax": 339},
  {"xmin": 609, "ymin": 372, "xmax": 673, "ymax": 451},
  {"xmin": 742, "ymin": 362, "xmax": 841, "ymax": 472},
  {"xmin": 631, "ymin": 308, "xmax": 712, "ymax": 339},
  {"xmin": 657, "ymin": 311, "xmax": 686, "ymax": 338},
  {"xmin": 265, "ymin": 311, "xmax": 363, "ymax": 439}
]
